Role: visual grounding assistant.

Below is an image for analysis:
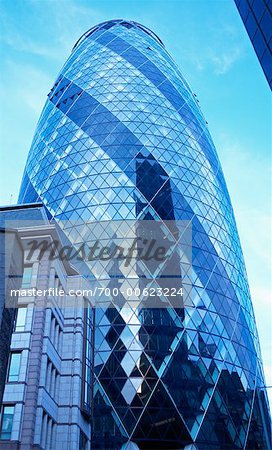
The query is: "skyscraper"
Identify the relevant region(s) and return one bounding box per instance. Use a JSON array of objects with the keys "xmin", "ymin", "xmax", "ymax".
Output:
[
  {"xmin": 234, "ymin": 0, "xmax": 272, "ymax": 88},
  {"xmin": 17, "ymin": 19, "xmax": 271, "ymax": 449}
]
